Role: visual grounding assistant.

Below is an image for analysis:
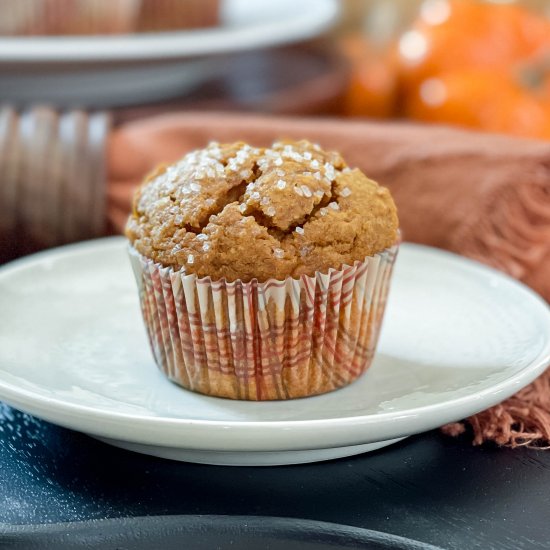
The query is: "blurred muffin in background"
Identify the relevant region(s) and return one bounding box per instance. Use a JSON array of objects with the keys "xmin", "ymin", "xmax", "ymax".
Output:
[
  {"xmin": 0, "ymin": 0, "xmax": 220, "ymax": 36},
  {"xmin": 0, "ymin": 0, "xmax": 136, "ymax": 35},
  {"xmin": 136, "ymin": 0, "xmax": 219, "ymax": 32}
]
